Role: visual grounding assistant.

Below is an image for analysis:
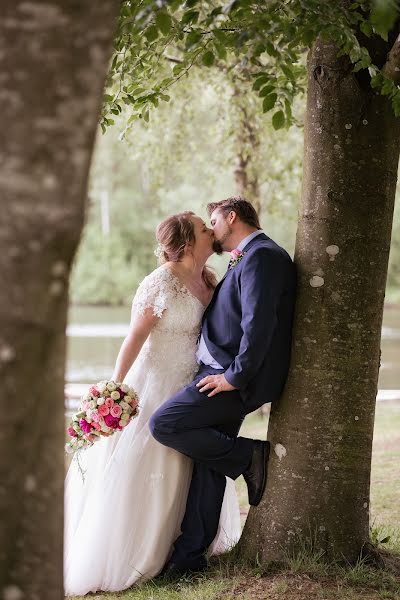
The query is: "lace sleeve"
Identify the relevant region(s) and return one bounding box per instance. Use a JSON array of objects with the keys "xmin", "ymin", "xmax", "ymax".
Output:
[{"xmin": 131, "ymin": 269, "xmax": 171, "ymax": 318}]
